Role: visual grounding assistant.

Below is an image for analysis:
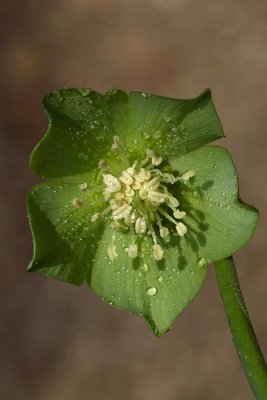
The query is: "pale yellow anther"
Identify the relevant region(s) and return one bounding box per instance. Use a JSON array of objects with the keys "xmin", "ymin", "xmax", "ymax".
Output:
[
  {"xmin": 135, "ymin": 168, "xmax": 151, "ymax": 183},
  {"xmin": 151, "ymin": 156, "xmax": 163, "ymax": 166},
  {"xmin": 91, "ymin": 213, "xmax": 100, "ymax": 222},
  {"xmin": 112, "ymin": 204, "xmax": 132, "ymax": 220},
  {"xmin": 125, "ymin": 188, "xmax": 135, "ymax": 198},
  {"xmin": 119, "ymin": 170, "xmax": 133, "ymax": 185},
  {"xmin": 160, "ymin": 227, "xmax": 170, "ymax": 238},
  {"xmin": 153, "ymin": 244, "xmax": 164, "ymax": 261},
  {"xmin": 114, "ymin": 192, "xmax": 125, "ymax": 202},
  {"xmin": 107, "ymin": 243, "xmax": 118, "ymax": 261},
  {"xmin": 72, "ymin": 198, "xmax": 83, "ymax": 208},
  {"xmin": 110, "ymin": 199, "xmax": 119, "ymax": 209},
  {"xmin": 79, "ymin": 182, "xmax": 88, "ymax": 191},
  {"xmin": 176, "ymin": 222, "xmax": 187, "ymax": 236},
  {"xmin": 143, "ymin": 177, "xmax": 160, "ymax": 191},
  {"xmin": 128, "ymin": 244, "xmax": 138, "ymax": 258},
  {"xmin": 124, "ymin": 211, "xmax": 137, "ymax": 224},
  {"xmin": 130, "ymin": 211, "xmax": 138, "ymax": 223},
  {"xmin": 132, "ymin": 180, "xmax": 142, "ymax": 191},
  {"xmin": 162, "ymin": 173, "xmax": 176, "ymax": 184},
  {"xmin": 126, "ymin": 167, "xmax": 135, "ymax": 176},
  {"xmin": 173, "ymin": 210, "xmax": 186, "ymax": 219},
  {"xmin": 147, "ymin": 191, "xmax": 167, "ymax": 204},
  {"xmin": 139, "ymin": 187, "xmax": 148, "ymax": 200},
  {"xmin": 182, "ymin": 170, "xmax": 195, "ymax": 181},
  {"xmin": 169, "ymin": 196, "xmax": 180, "ymax": 208},
  {"xmin": 135, "ymin": 217, "xmax": 147, "ymax": 234},
  {"xmin": 103, "ymin": 174, "xmax": 121, "ymax": 192}
]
